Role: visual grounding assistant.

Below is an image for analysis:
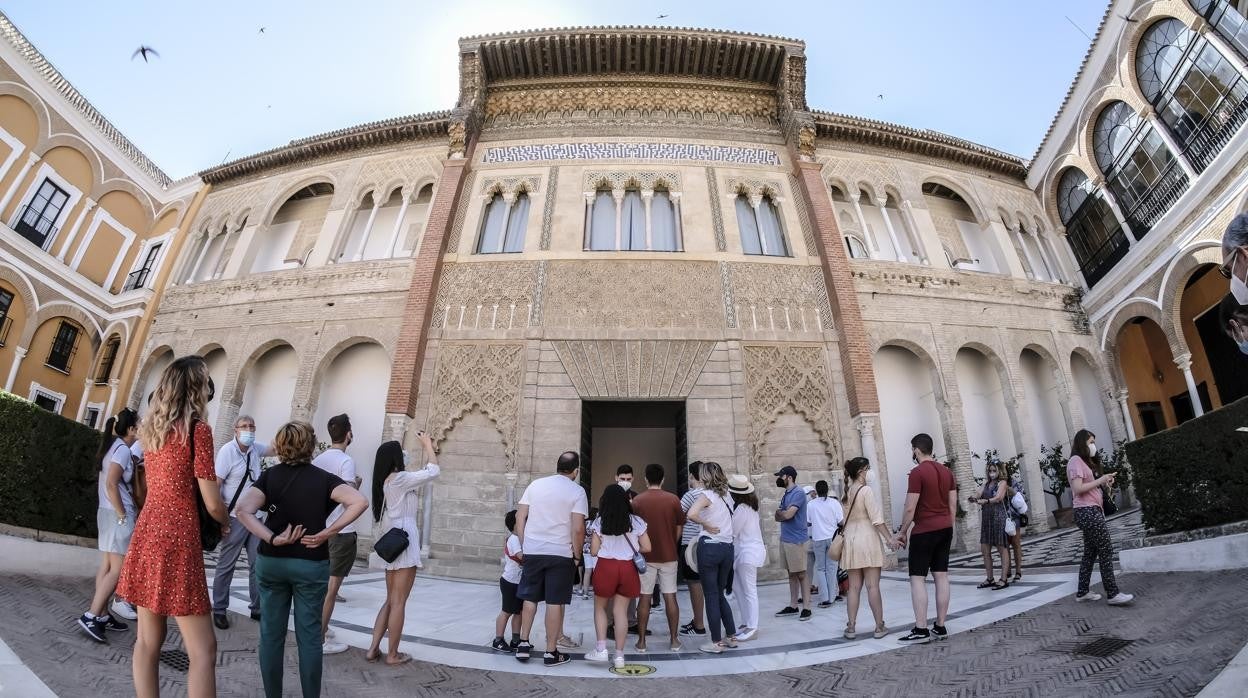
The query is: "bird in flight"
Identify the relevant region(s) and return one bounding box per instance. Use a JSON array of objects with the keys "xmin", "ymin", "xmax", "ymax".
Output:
[
  {"xmin": 131, "ymin": 46, "xmax": 159, "ymax": 63},
  {"xmin": 877, "ymin": 94, "xmax": 884, "ymax": 100},
  {"xmin": 259, "ymin": 26, "xmax": 266, "ymax": 33},
  {"xmin": 657, "ymin": 14, "xmax": 668, "ymax": 19}
]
